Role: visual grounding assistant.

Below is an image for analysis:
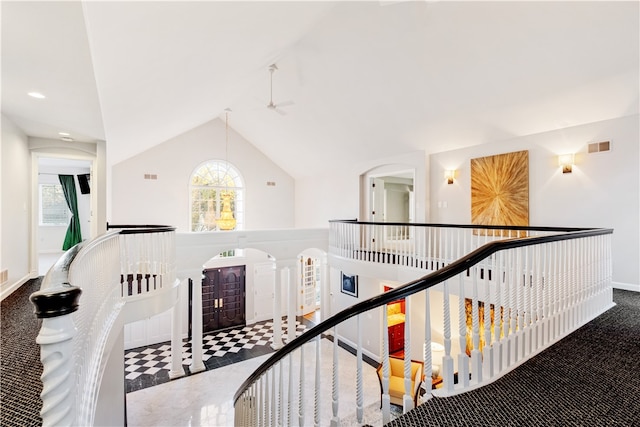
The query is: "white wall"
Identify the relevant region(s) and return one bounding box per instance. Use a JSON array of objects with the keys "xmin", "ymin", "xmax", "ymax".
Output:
[
  {"xmin": 1, "ymin": 115, "xmax": 33, "ymax": 297},
  {"xmin": 38, "ymin": 165, "xmax": 91, "ymax": 253},
  {"xmin": 111, "ymin": 118, "xmax": 295, "ymax": 231},
  {"xmin": 430, "ymin": 115, "xmax": 640, "ymax": 288},
  {"xmin": 295, "ymin": 150, "xmax": 429, "ymax": 228}
]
